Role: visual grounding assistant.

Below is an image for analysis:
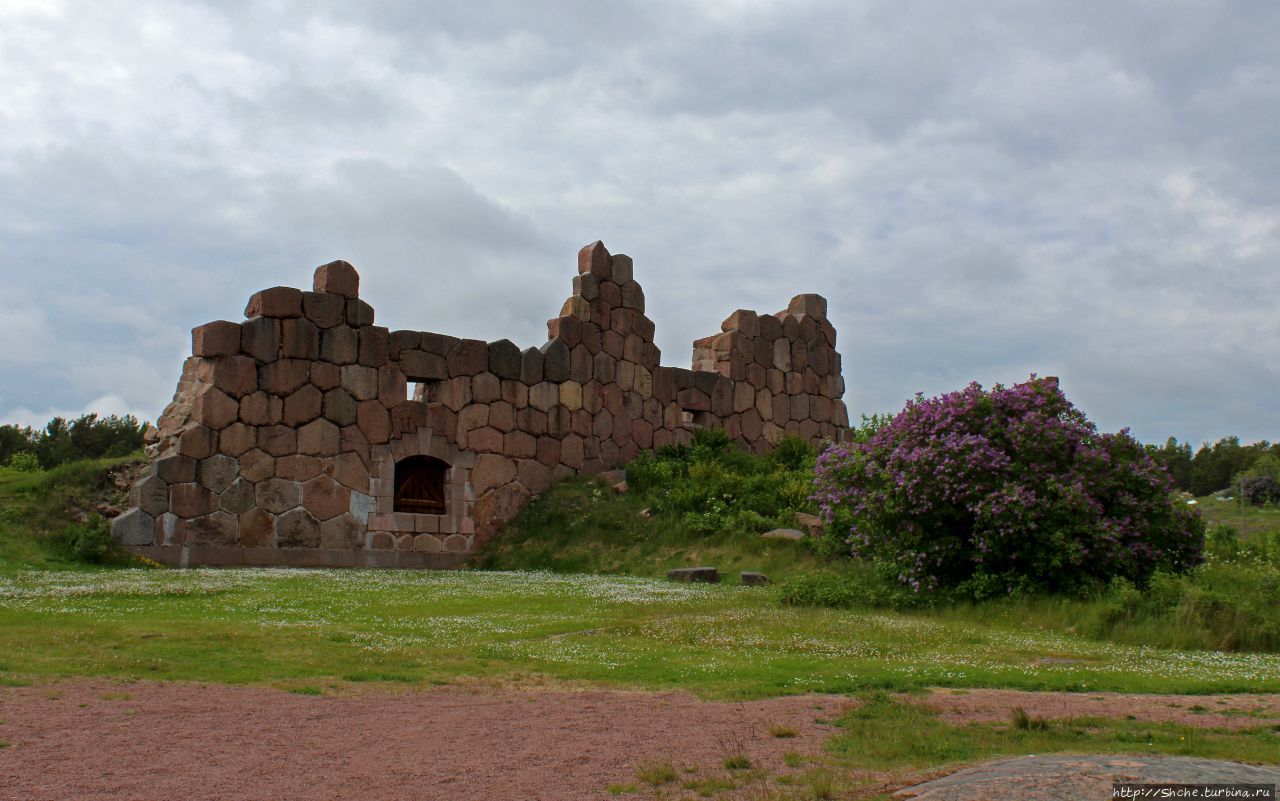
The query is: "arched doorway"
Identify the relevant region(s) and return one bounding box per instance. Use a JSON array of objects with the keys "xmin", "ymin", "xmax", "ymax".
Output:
[{"xmin": 394, "ymin": 455, "xmax": 449, "ymax": 515}]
